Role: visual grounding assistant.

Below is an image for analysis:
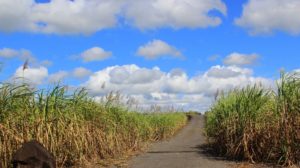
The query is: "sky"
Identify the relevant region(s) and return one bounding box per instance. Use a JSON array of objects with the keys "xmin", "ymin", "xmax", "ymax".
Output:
[{"xmin": 0, "ymin": 0, "xmax": 300, "ymax": 111}]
